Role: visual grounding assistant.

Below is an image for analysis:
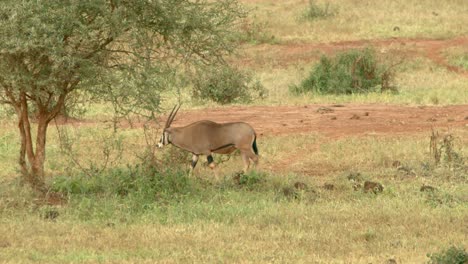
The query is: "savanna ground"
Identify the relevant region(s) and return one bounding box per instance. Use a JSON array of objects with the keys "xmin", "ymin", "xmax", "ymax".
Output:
[{"xmin": 1, "ymin": 0, "xmax": 468, "ymax": 263}]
